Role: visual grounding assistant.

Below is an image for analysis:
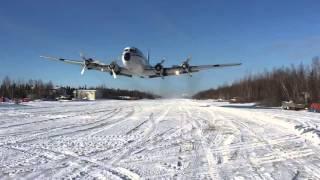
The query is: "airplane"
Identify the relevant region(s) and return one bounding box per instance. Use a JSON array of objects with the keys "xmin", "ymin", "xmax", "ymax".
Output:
[{"xmin": 40, "ymin": 47, "xmax": 241, "ymax": 79}]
